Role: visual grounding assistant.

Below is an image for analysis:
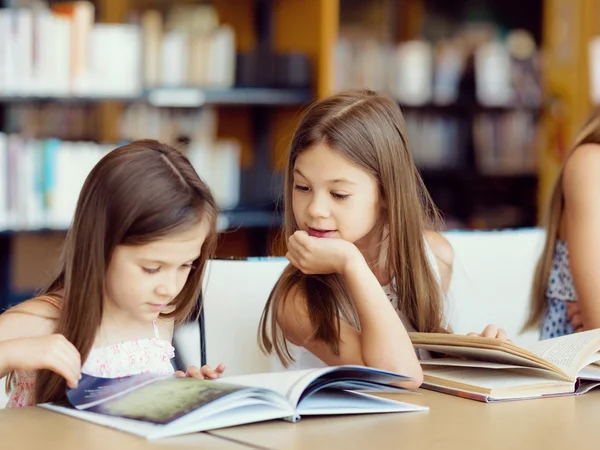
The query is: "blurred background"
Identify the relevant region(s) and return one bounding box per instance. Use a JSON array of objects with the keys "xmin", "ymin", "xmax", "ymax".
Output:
[{"xmin": 0, "ymin": 0, "xmax": 597, "ymax": 308}]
